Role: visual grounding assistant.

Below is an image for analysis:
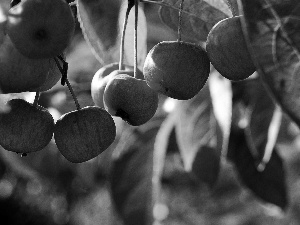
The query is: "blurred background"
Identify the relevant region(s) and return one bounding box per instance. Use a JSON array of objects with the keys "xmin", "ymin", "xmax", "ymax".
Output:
[{"xmin": 1, "ymin": 1, "xmax": 300, "ymax": 225}]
